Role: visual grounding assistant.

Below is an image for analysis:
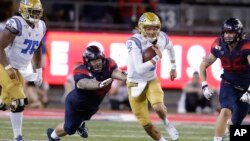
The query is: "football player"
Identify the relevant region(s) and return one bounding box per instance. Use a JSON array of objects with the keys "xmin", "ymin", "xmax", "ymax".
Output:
[
  {"xmin": 46, "ymin": 43, "xmax": 127, "ymax": 141},
  {"xmin": 0, "ymin": 0, "xmax": 46, "ymax": 140},
  {"xmin": 200, "ymin": 18, "xmax": 250, "ymax": 141},
  {"xmin": 126, "ymin": 12, "xmax": 179, "ymax": 141}
]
